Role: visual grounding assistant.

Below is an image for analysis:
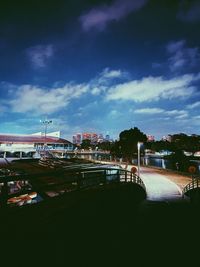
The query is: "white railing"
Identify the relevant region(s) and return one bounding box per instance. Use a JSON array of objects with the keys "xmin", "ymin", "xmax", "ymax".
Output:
[{"xmin": 183, "ymin": 178, "xmax": 200, "ymax": 196}]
